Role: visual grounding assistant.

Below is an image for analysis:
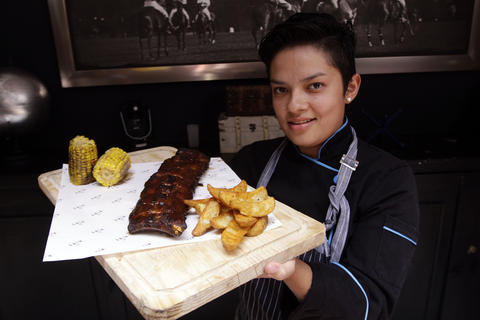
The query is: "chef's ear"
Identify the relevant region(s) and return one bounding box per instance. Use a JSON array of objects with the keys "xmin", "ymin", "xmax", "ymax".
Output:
[{"xmin": 344, "ymin": 73, "xmax": 361, "ymax": 104}]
